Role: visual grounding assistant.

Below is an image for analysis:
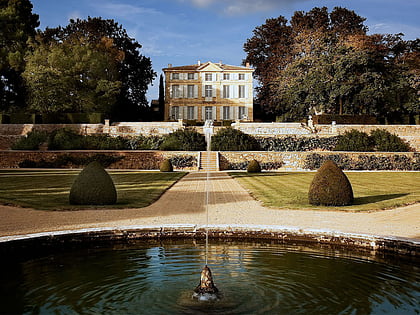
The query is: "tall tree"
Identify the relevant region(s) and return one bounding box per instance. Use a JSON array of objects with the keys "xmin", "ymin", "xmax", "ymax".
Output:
[
  {"xmin": 40, "ymin": 17, "xmax": 156, "ymax": 121},
  {"xmin": 158, "ymin": 74, "xmax": 165, "ymax": 121},
  {"xmin": 23, "ymin": 36, "xmax": 122, "ymax": 114},
  {"xmin": 0, "ymin": 0, "xmax": 39, "ymax": 112}
]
